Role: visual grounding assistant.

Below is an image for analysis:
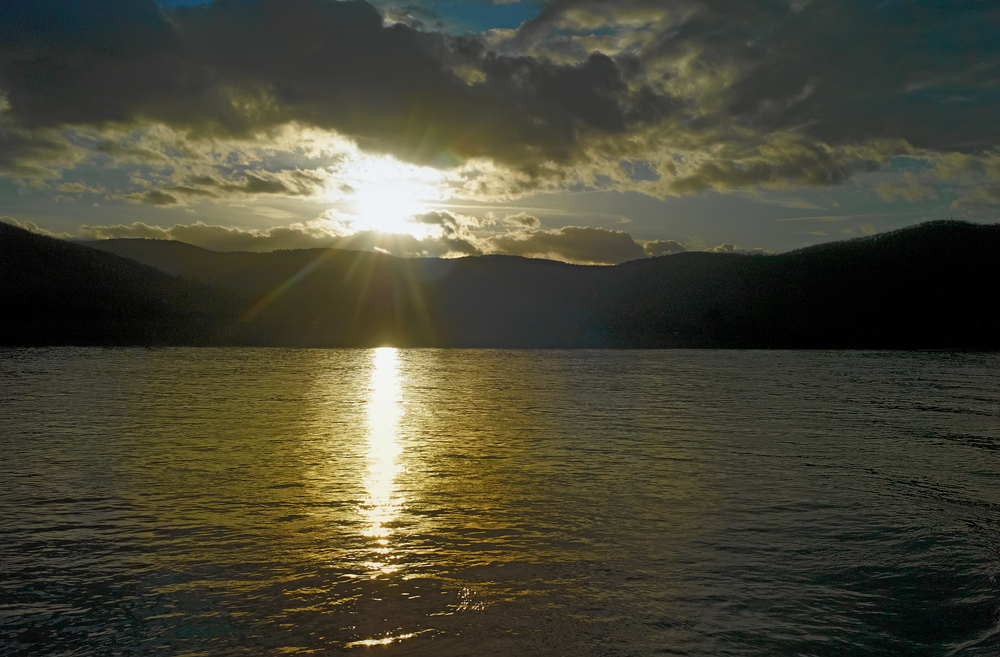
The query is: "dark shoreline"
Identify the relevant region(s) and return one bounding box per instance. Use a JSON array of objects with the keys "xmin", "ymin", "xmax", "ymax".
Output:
[{"xmin": 3, "ymin": 219, "xmax": 999, "ymax": 350}]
